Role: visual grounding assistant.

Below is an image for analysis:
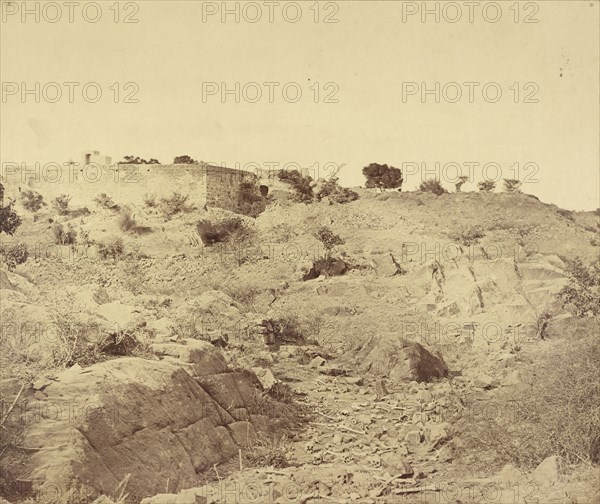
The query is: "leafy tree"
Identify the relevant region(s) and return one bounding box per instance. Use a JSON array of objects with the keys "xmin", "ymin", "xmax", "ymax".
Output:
[
  {"xmin": 419, "ymin": 178, "xmax": 448, "ymax": 196},
  {"xmin": 362, "ymin": 163, "xmax": 403, "ymax": 191},
  {"xmin": 174, "ymin": 155, "xmax": 199, "ymax": 164},
  {"xmin": 0, "ymin": 183, "xmax": 22, "ymax": 235},
  {"xmin": 478, "ymin": 180, "xmax": 496, "ymax": 192},
  {"xmin": 503, "ymin": 179, "xmax": 522, "ymax": 193},
  {"xmin": 558, "ymin": 258, "xmax": 600, "ymax": 317}
]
